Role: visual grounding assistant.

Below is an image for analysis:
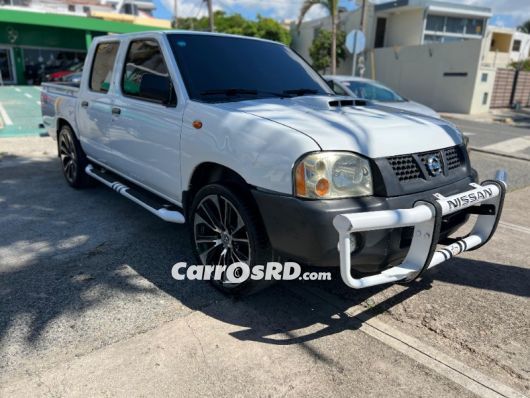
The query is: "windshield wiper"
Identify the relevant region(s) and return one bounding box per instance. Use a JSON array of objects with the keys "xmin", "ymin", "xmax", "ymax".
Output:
[
  {"xmin": 282, "ymin": 88, "xmax": 319, "ymax": 97},
  {"xmin": 200, "ymin": 88, "xmax": 258, "ymax": 96},
  {"xmin": 199, "ymin": 88, "xmax": 288, "ymax": 98}
]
